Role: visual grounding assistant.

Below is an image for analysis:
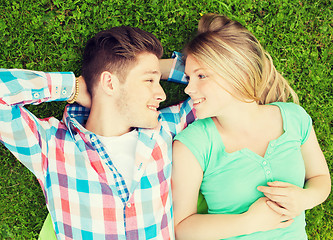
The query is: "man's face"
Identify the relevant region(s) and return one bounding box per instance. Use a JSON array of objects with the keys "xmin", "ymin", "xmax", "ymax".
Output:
[{"xmin": 115, "ymin": 52, "xmax": 166, "ymax": 129}]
